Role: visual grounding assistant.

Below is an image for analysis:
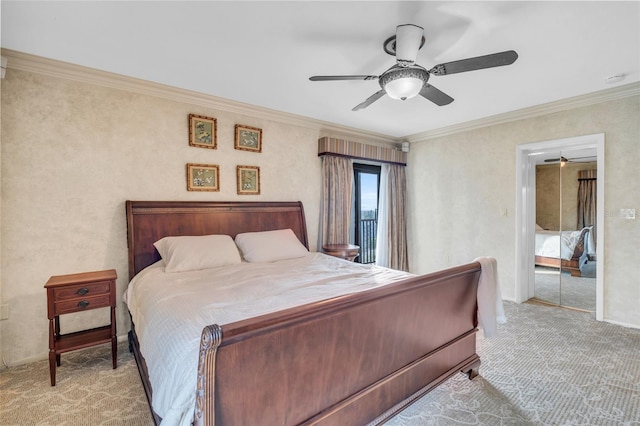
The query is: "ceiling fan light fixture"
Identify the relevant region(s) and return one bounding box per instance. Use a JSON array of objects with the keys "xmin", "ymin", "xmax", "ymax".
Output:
[
  {"xmin": 384, "ymin": 77, "xmax": 423, "ymax": 100},
  {"xmin": 380, "ymin": 66, "xmax": 429, "ymax": 100}
]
